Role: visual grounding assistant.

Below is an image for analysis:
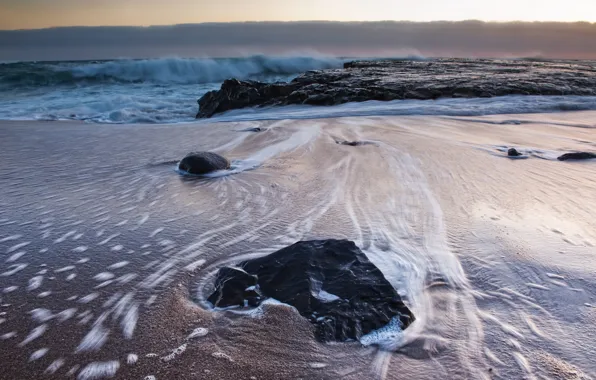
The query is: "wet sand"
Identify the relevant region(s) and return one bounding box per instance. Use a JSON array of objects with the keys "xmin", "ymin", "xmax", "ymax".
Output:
[{"xmin": 0, "ymin": 113, "xmax": 595, "ymax": 380}]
